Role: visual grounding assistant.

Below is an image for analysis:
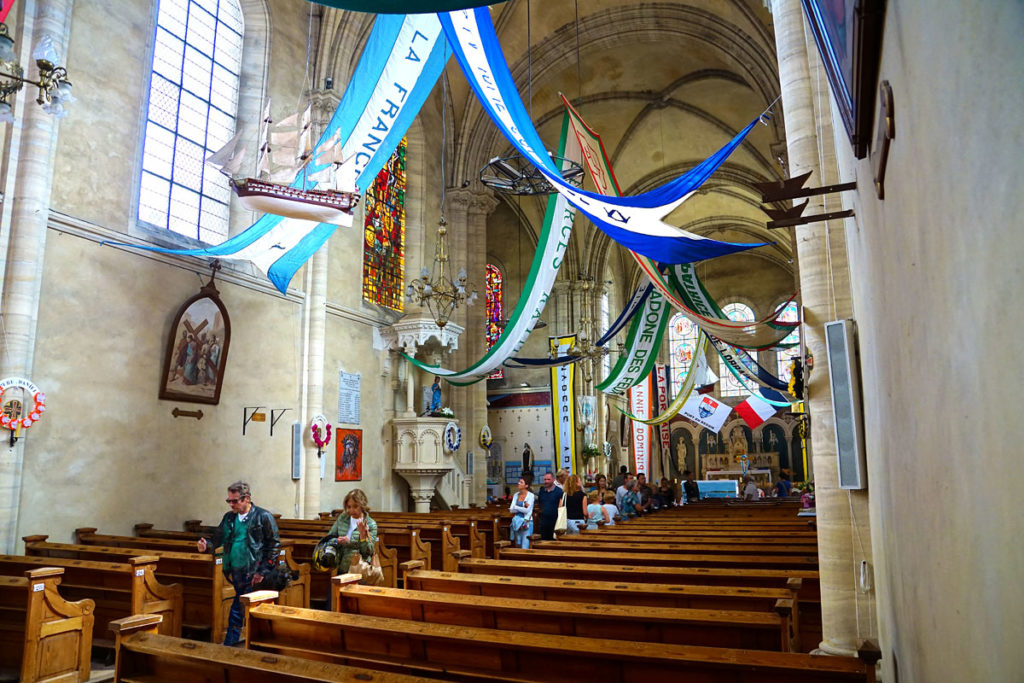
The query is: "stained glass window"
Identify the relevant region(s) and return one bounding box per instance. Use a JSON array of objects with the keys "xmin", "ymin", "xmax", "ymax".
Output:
[
  {"xmin": 139, "ymin": 0, "xmax": 243, "ymax": 242},
  {"xmin": 485, "ymin": 264, "xmax": 503, "ymax": 379},
  {"xmin": 774, "ymin": 300, "xmax": 801, "ymax": 384},
  {"xmin": 719, "ymin": 303, "xmax": 754, "ymax": 398},
  {"xmin": 362, "ymin": 139, "xmax": 406, "ymax": 311},
  {"xmin": 668, "ymin": 312, "xmax": 699, "ymax": 396}
]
